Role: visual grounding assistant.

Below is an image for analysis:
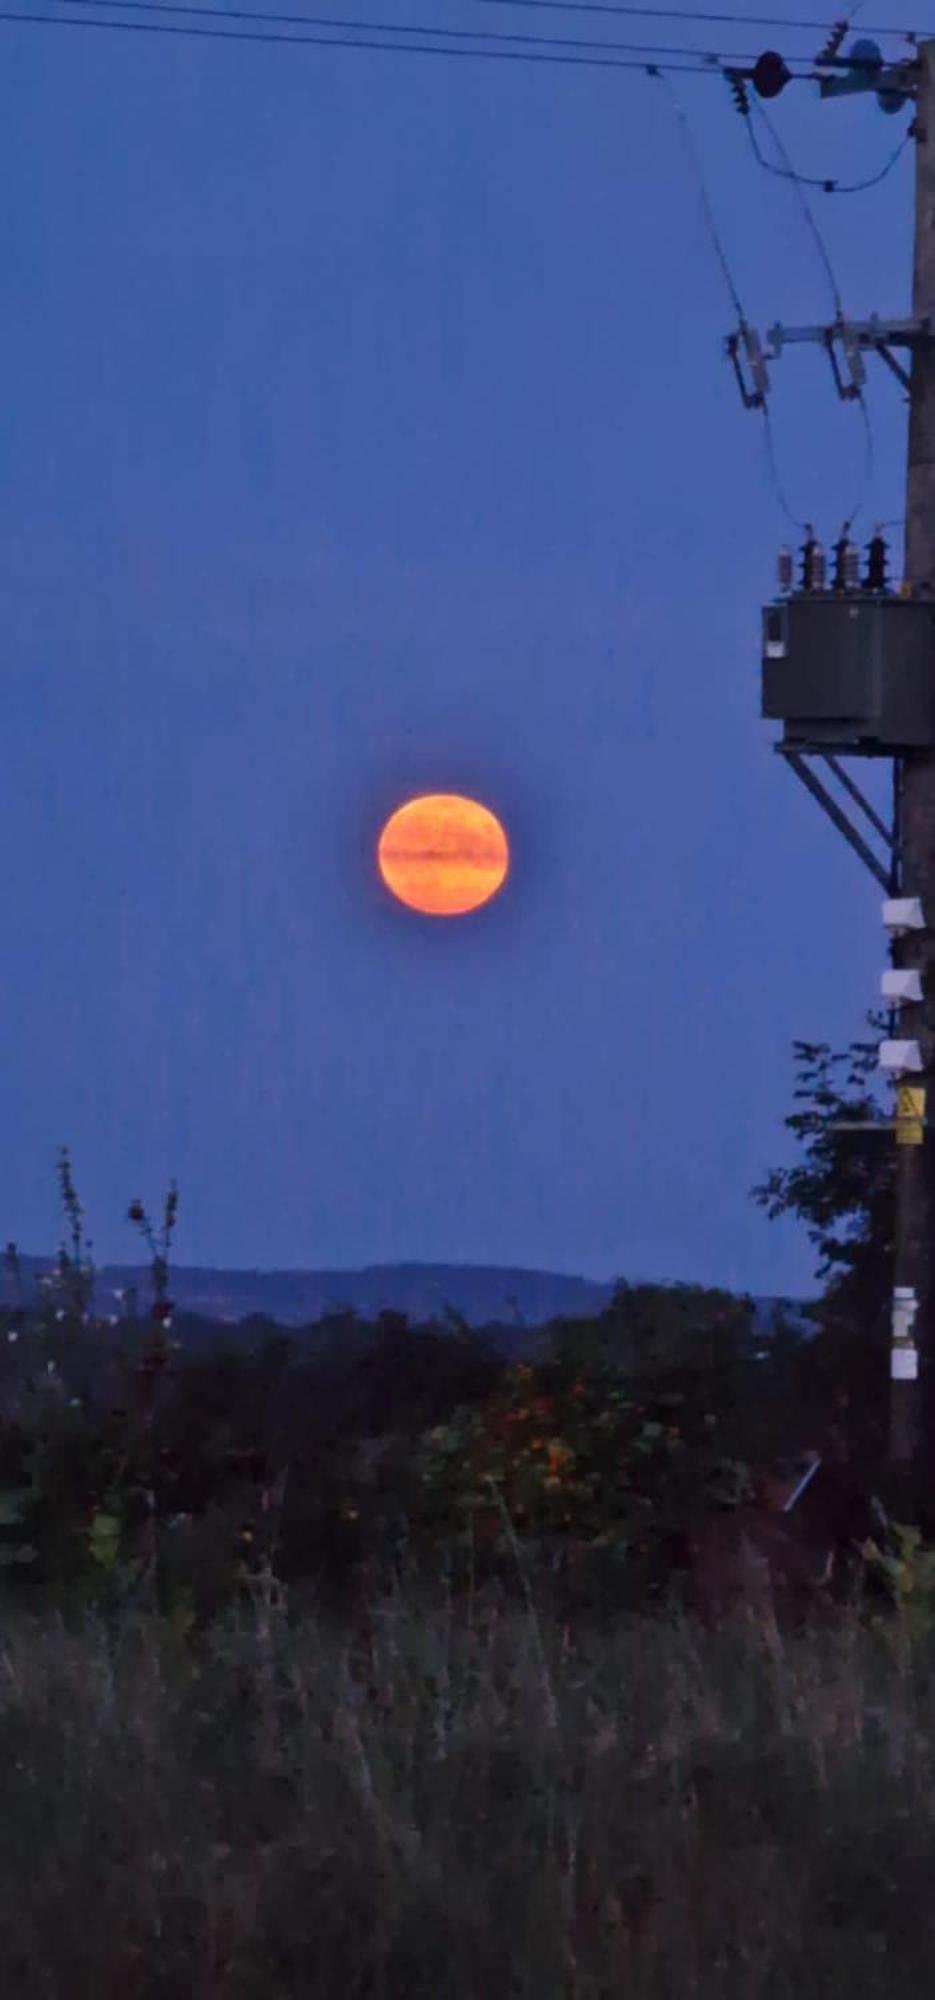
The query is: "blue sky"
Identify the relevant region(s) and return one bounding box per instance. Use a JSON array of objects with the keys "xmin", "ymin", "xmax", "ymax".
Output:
[{"xmin": 0, "ymin": 3, "xmax": 917, "ymax": 1292}]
